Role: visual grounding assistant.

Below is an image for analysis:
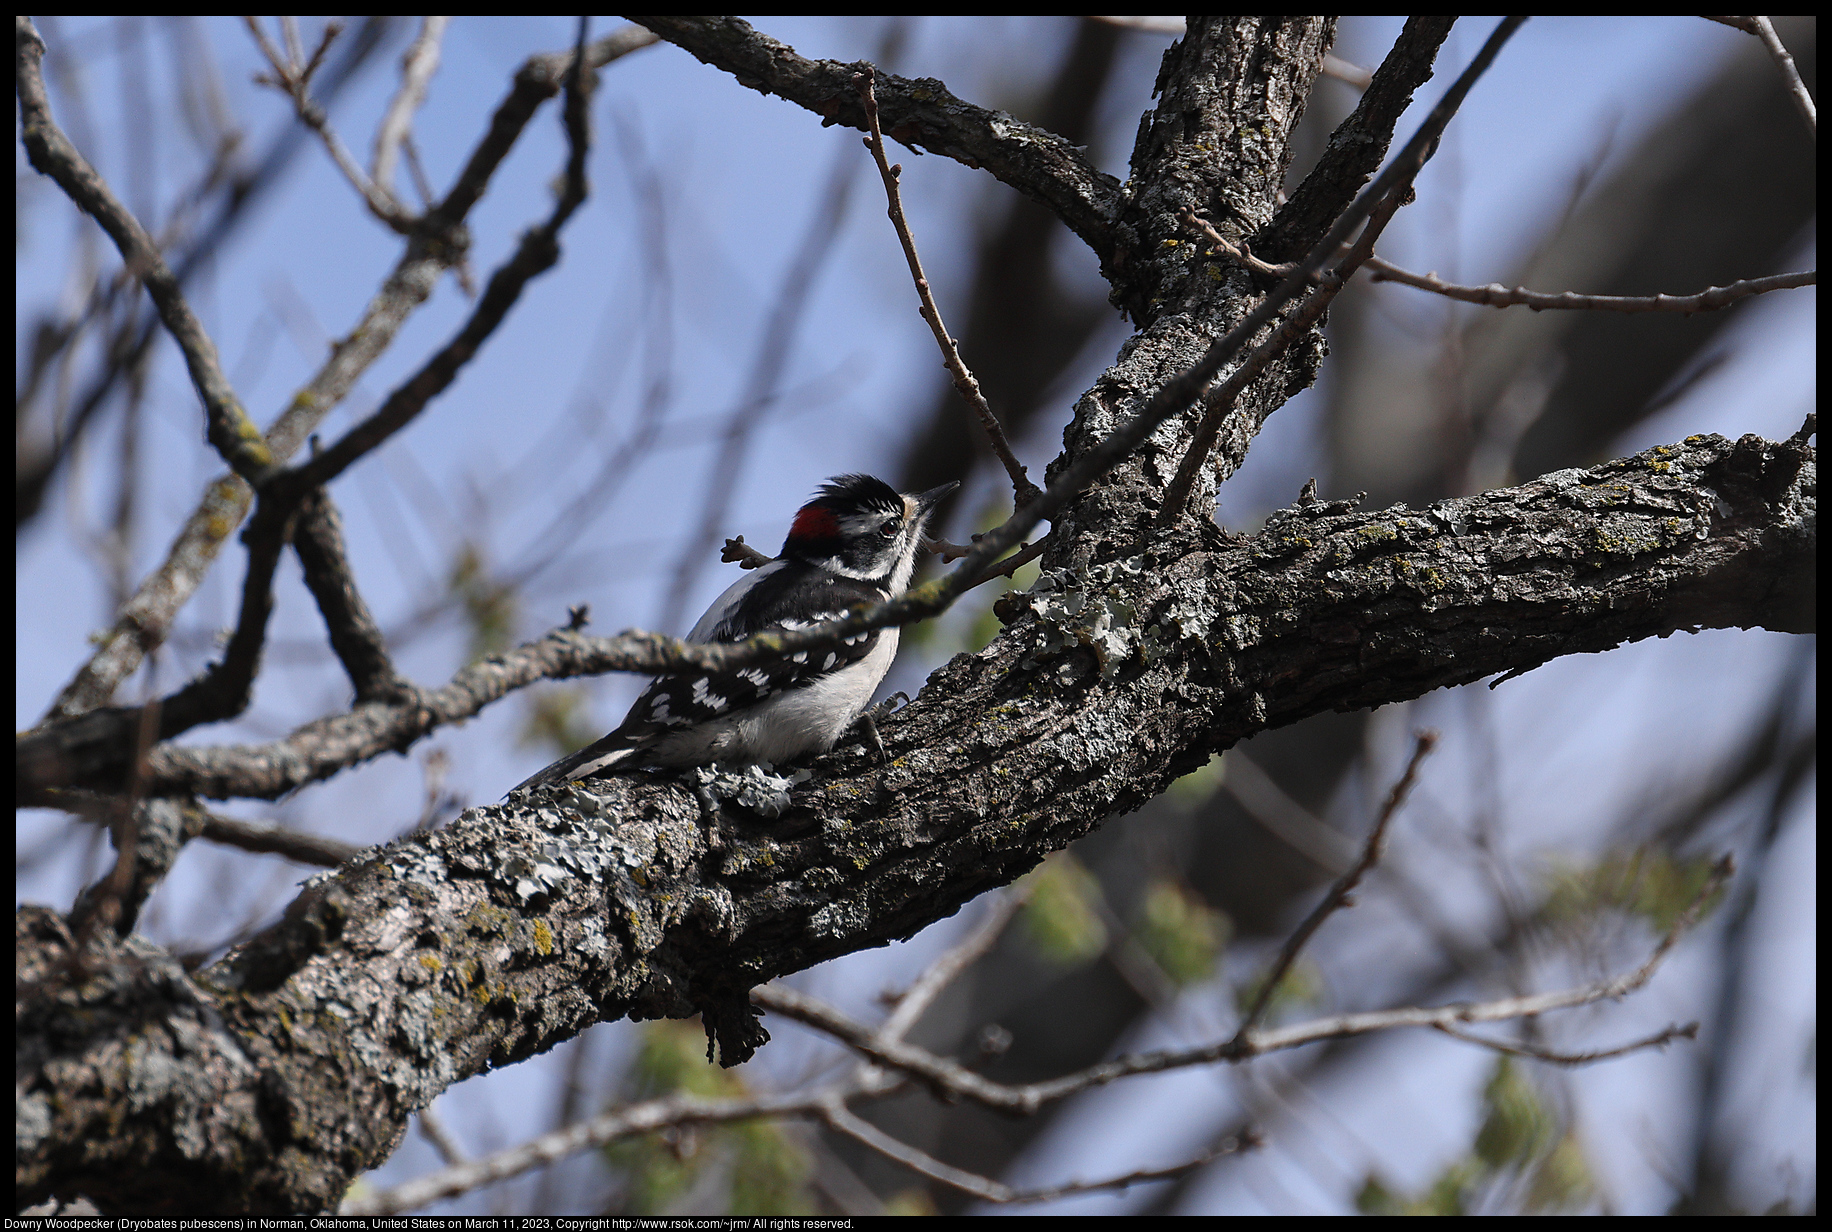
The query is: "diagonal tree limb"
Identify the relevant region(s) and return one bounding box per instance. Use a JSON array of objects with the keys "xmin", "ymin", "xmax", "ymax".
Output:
[
  {"xmin": 291, "ymin": 488, "xmax": 418, "ymax": 706},
  {"xmin": 284, "ymin": 36, "xmax": 596, "ymax": 494},
  {"xmin": 629, "ymin": 15, "xmax": 1123, "ymax": 260},
  {"xmin": 1259, "ymin": 15, "xmax": 1458, "ymax": 260},
  {"xmin": 1234, "ymin": 731, "xmax": 1437, "ymax": 1035}
]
